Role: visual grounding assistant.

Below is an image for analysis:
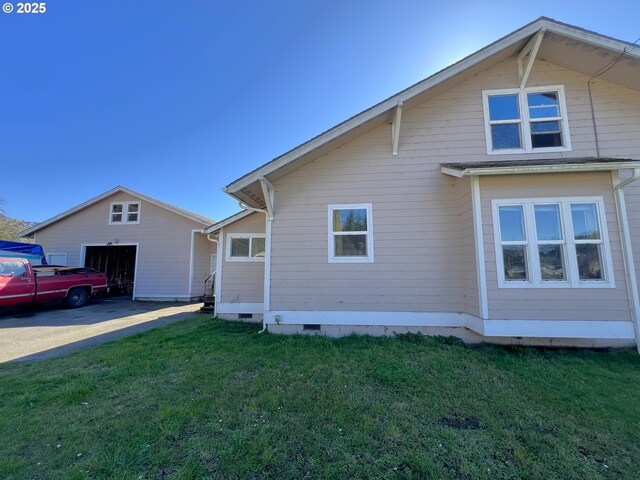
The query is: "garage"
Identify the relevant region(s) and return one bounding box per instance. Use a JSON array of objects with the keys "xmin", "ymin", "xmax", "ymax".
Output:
[
  {"xmin": 18, "ymin": 186, "xmax": 216, "ymax": 301},
  {"xmin": 84, "ymin": 244, "xmax": 137, "ymax": 296}
]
